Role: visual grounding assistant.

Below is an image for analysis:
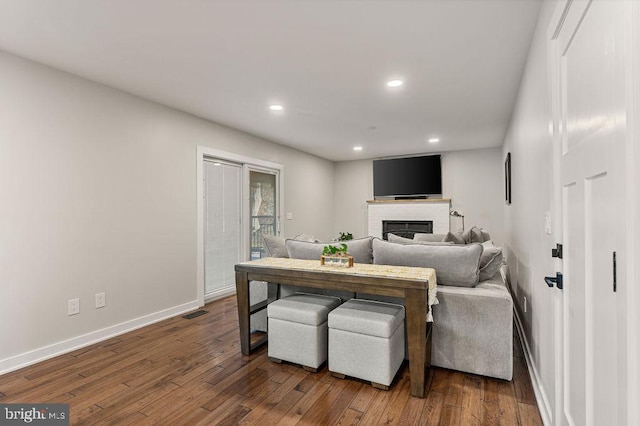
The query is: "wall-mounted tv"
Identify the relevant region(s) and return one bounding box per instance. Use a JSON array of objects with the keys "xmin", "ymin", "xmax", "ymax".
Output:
[{"xmin": 373, "ymin": 155, "xmax": 442, "ymax": 199}]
